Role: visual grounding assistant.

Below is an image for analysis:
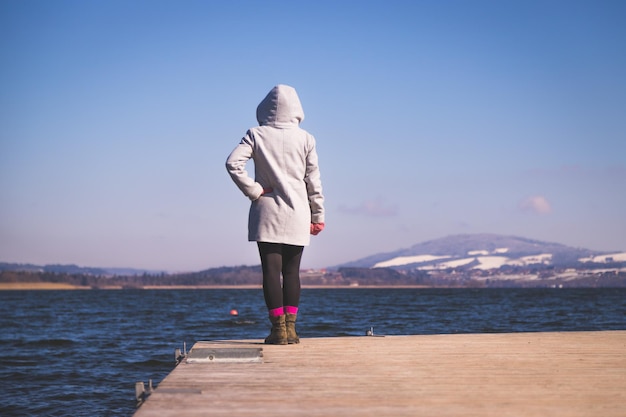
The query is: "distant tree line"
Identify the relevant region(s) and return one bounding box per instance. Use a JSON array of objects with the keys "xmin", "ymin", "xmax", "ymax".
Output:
[
  {"xmin": 0, "ymin": 265, "xmax": 264, "ymax": 288},
  {"xmin": 1, "ymin": 265, "xmax": 625, "ymax": 288}
]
